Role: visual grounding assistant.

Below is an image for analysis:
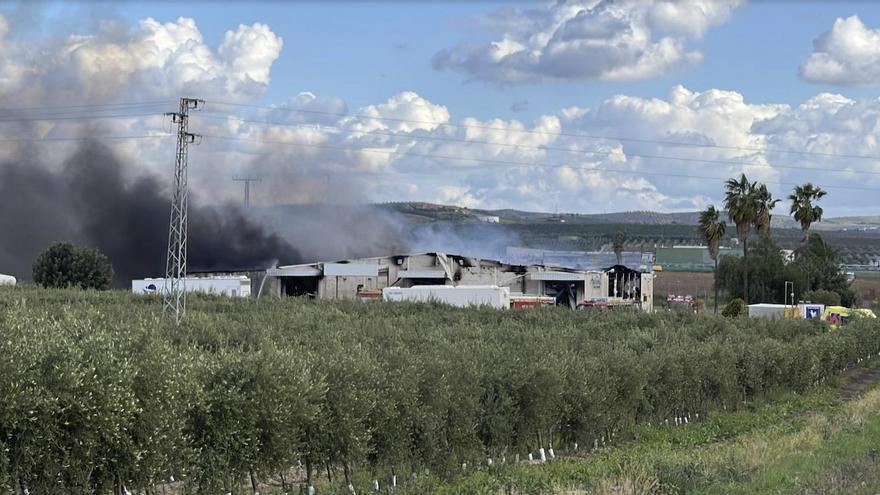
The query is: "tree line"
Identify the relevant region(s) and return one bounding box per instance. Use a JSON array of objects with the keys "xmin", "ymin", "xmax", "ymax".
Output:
[{"xmin": 699, "ymin": 176, "xmax": 845, "ymax": 309}]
